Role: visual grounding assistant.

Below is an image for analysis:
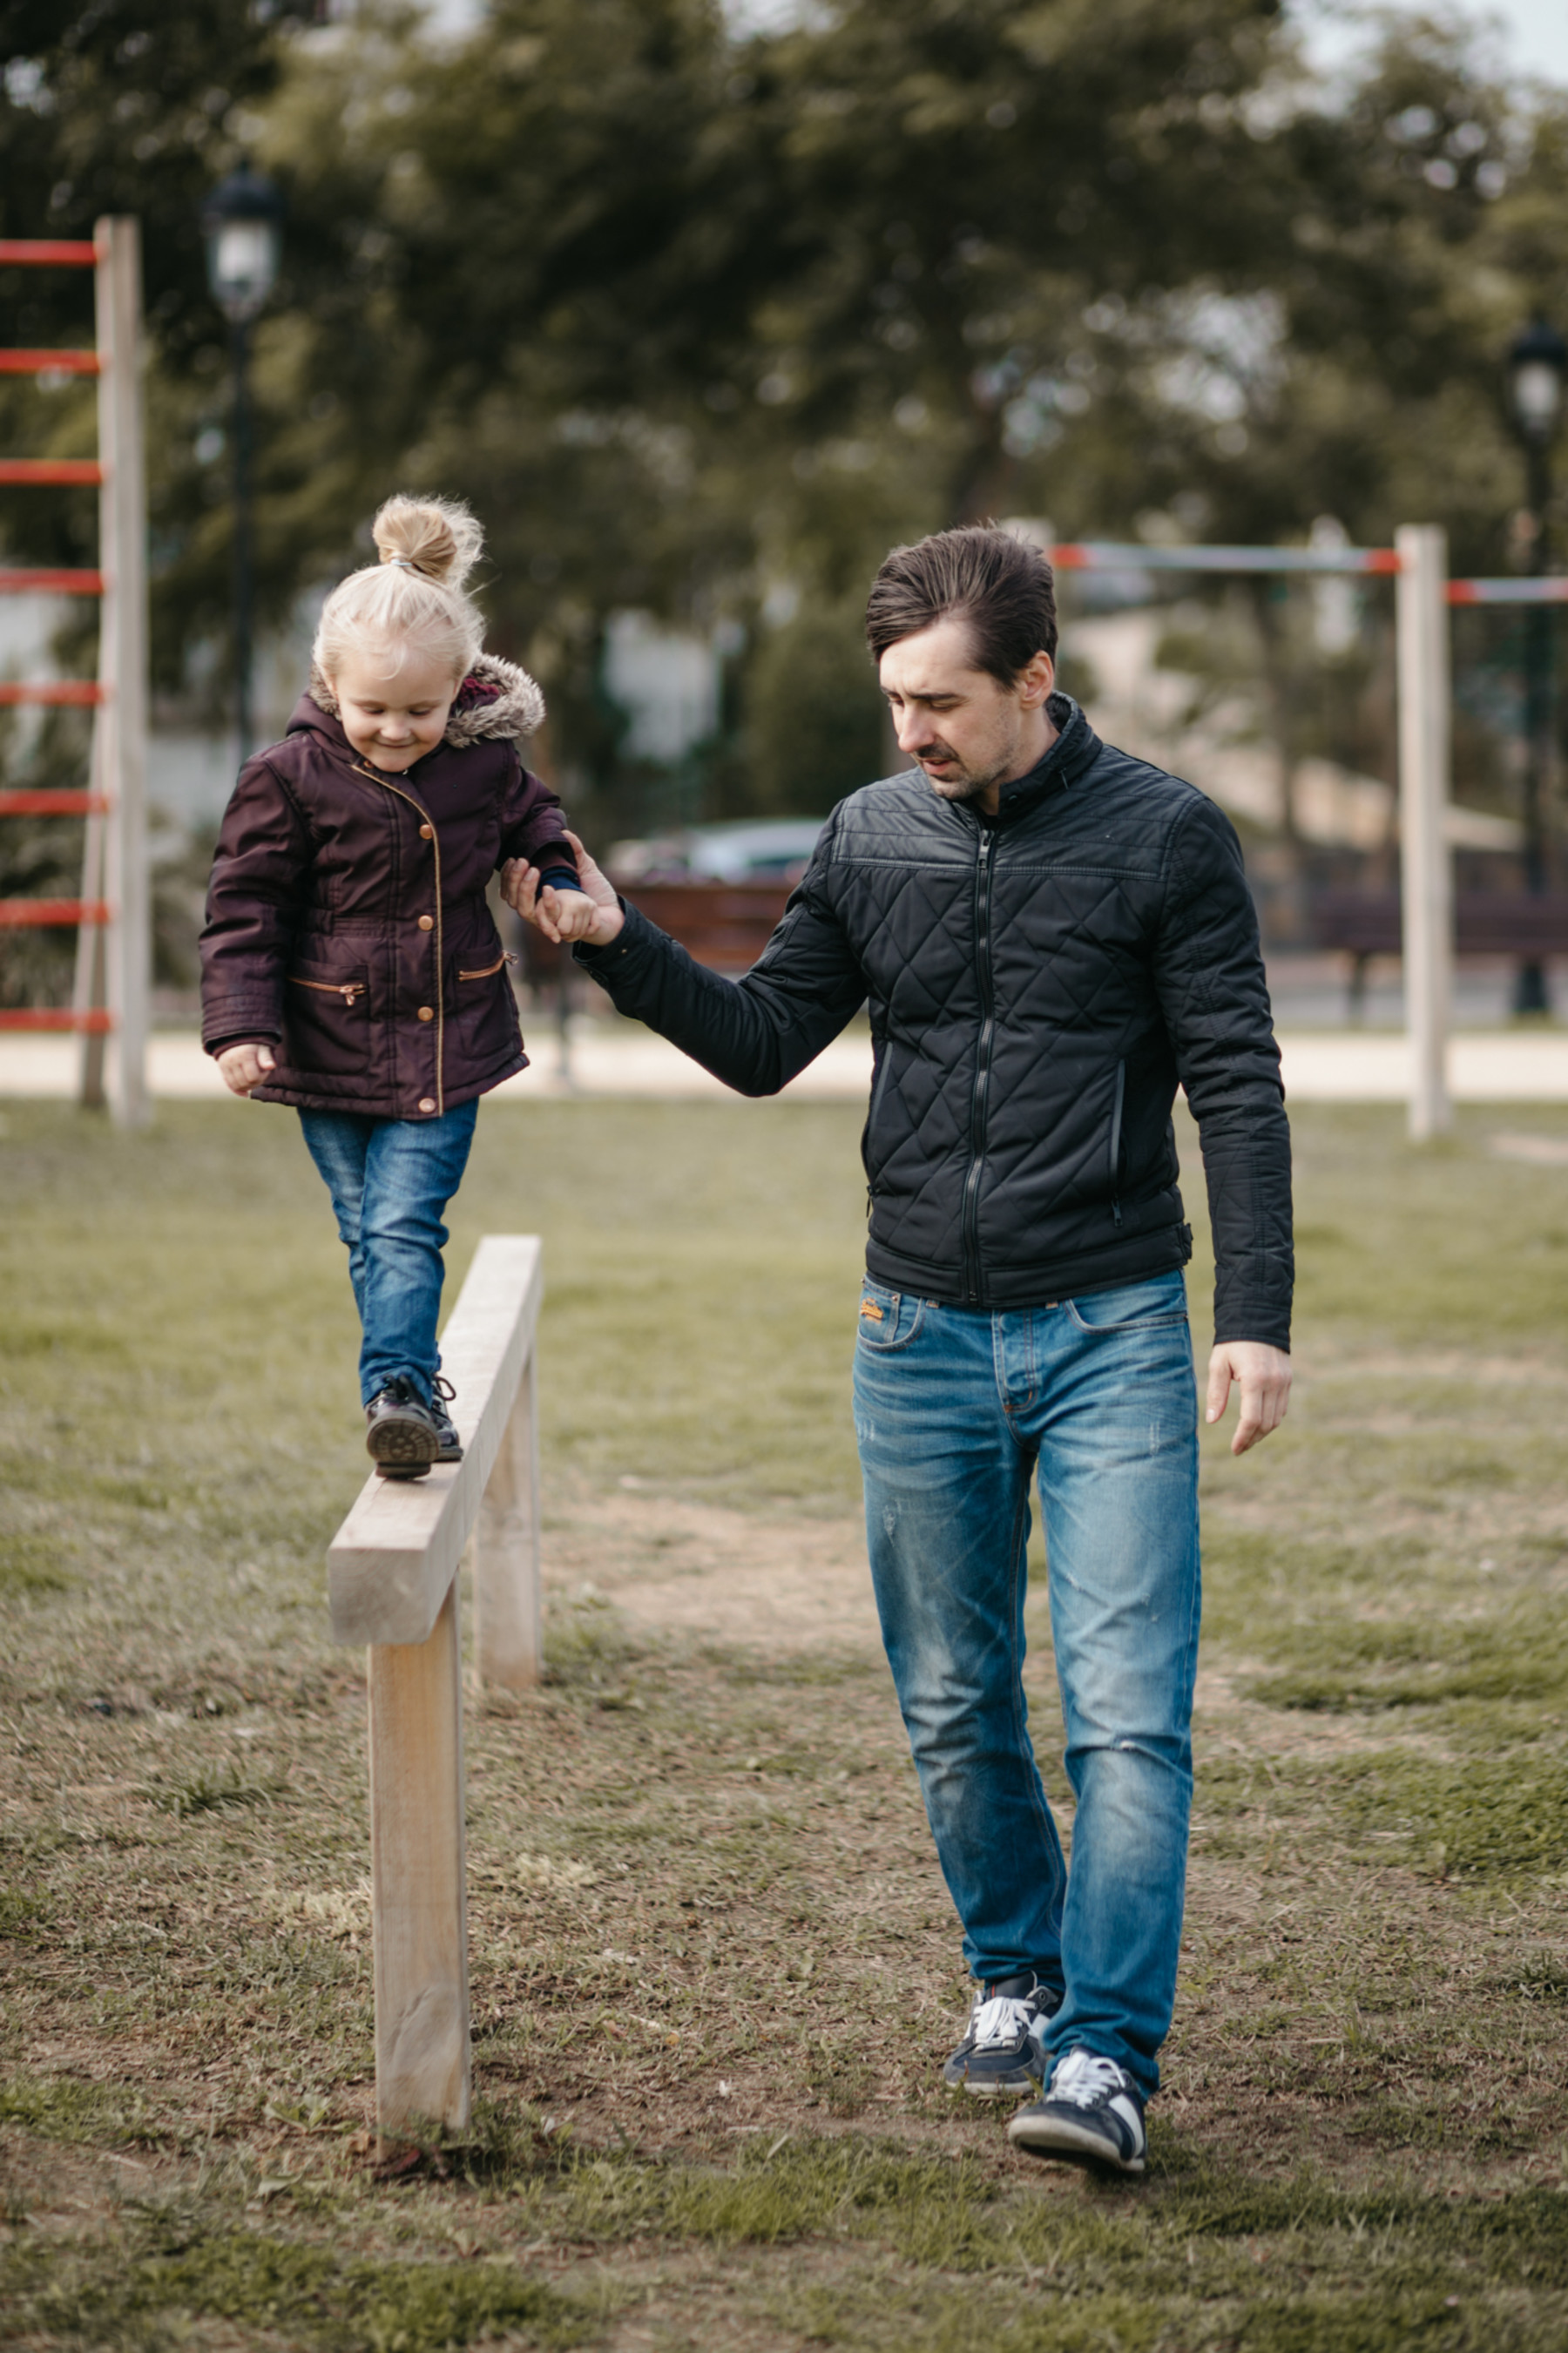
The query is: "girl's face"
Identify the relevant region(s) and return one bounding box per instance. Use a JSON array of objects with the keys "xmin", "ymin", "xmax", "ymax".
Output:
[{"xmin": 331, "ymin": 646, "xmax": 461, "ymax": 773}]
